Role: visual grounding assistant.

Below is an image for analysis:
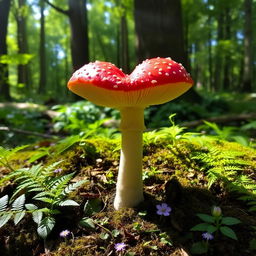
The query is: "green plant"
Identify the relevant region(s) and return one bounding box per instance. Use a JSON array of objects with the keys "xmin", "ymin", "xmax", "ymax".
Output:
[
  {"xmin": 192, "ymin": 140, "xmax": 256, "ymax": 211},
  {"xmin": 191, "ymin": 206, "xmax": 241, "ymax": 240},
  {"xmin": 52, "ymin": 101, "xmax": 118, "ymax": 135},
  {"xmin": 0, "ymin": 162, "xmax": 87, "ymax": 239},
  {"xmin": 142, "ymin": 166, "xmax": 163, "ymax": 181},
  {"xmin": 0, "ymin": 145, "xmax": 28, "ymax": 172}
]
